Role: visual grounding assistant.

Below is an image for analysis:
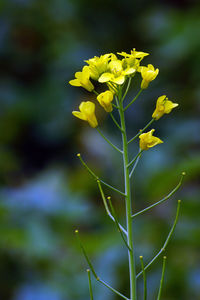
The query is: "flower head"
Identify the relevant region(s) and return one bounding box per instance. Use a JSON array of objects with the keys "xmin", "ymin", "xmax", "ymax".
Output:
[
  {"xmin": 97, "ymin": 90, "xmax": 114, "ymax": 112},
  {"xmin": 69, "ymin": 66, "xmax": 94, "ymax": 92},
  {"xmin": 85, "ymin": 54, "xmax": 111, "ymax": 80},
  {"xmin": 152, "ymin": 95, "xmax": 179, "ymax": 120},
  {"xmin": 139, "ymin": 64, "xmax": 159, "ymax": 89},
  {"xmin": 98, "ymin": 57, "xmax": 135, "ymax": 85},
  {"xmin": 139, "ymin": 129, "xmax": 163, "ymax": 150},
  {"xmin": 72, "ymin": 101, "xmax": 98, "ymax": 128},
  {"xmin": 98, "ymin": 59, "xmax": 124, "ymax": 85}
]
